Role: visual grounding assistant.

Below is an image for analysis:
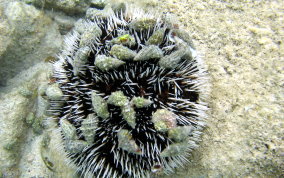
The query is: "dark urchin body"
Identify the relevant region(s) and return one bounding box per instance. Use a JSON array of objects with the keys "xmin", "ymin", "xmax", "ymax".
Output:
[{"xmin": 51, "ymin": 7, "xmax": 208, "ymax": 178}]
